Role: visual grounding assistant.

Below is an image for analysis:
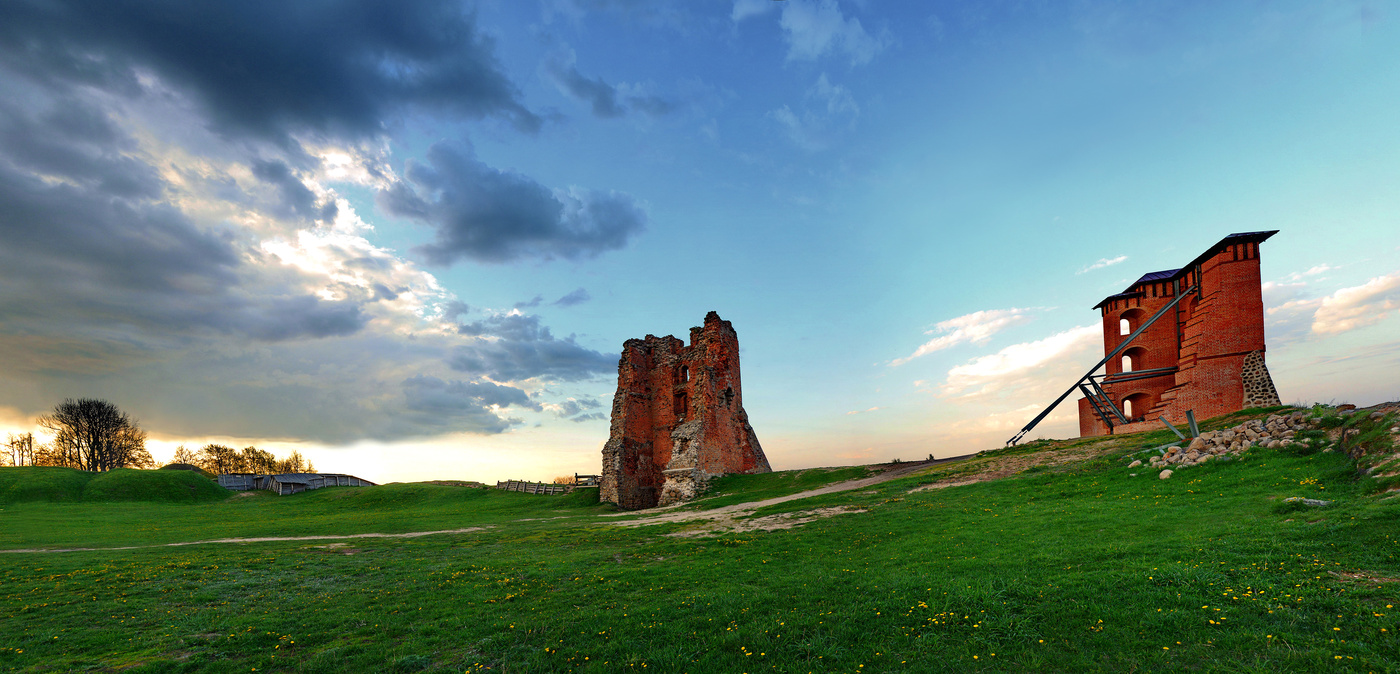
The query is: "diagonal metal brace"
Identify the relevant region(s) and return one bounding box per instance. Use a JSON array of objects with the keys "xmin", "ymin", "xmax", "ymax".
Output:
[
  {"xmin": 1078, "ymin": 384, "xmax": 1116, "ymax": 431},
  {"xmin": 1006, "ymin": 285, "xmax": 1197, "ymax": 446},
  {"xmin": 1086, "ymin": 377, "xmax": 1128, "ymax": 424},
  {"xmin": 1159, "ymin": 416, "xmax": 1186, "ymax": 440}
]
